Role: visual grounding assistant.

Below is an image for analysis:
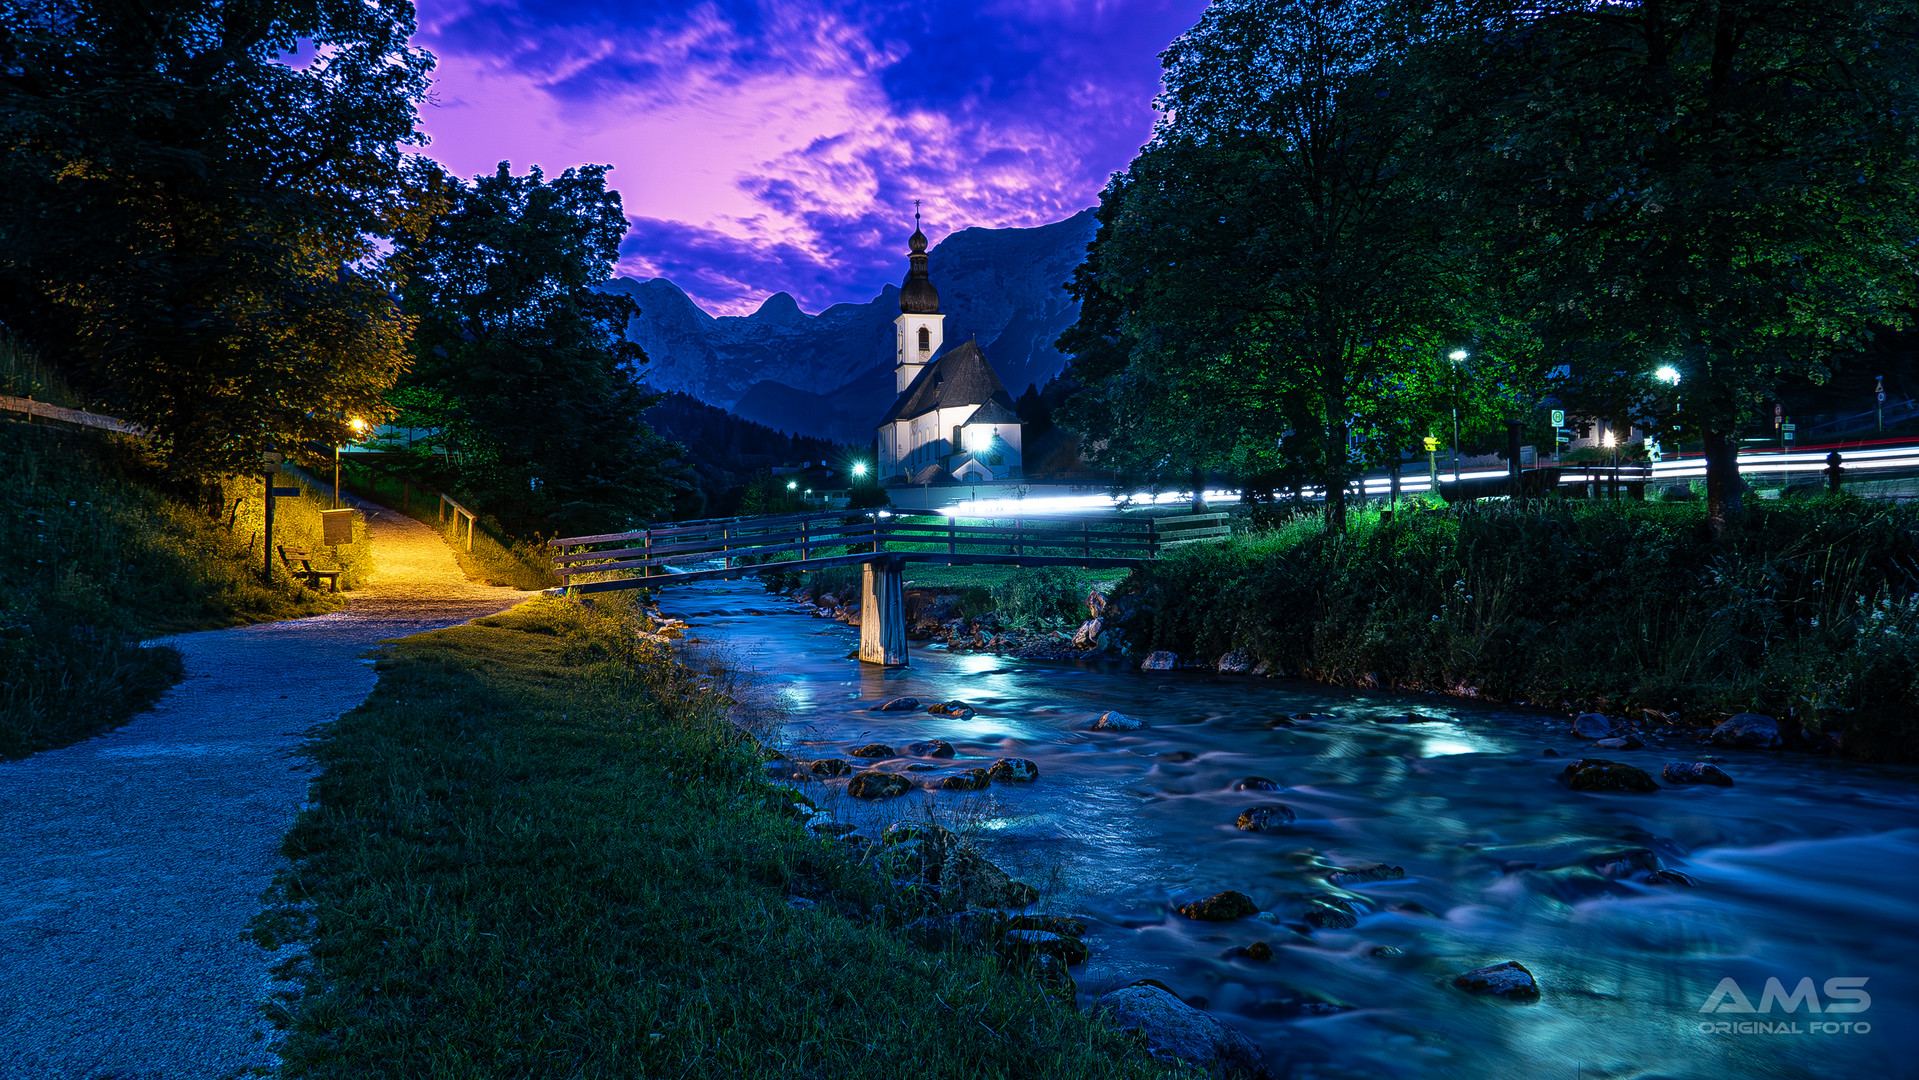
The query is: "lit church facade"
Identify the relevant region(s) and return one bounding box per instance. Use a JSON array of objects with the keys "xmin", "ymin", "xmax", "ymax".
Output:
[{"xmin": 875, "ymin": 220, "xmax": 1023, "ymax": 485}]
